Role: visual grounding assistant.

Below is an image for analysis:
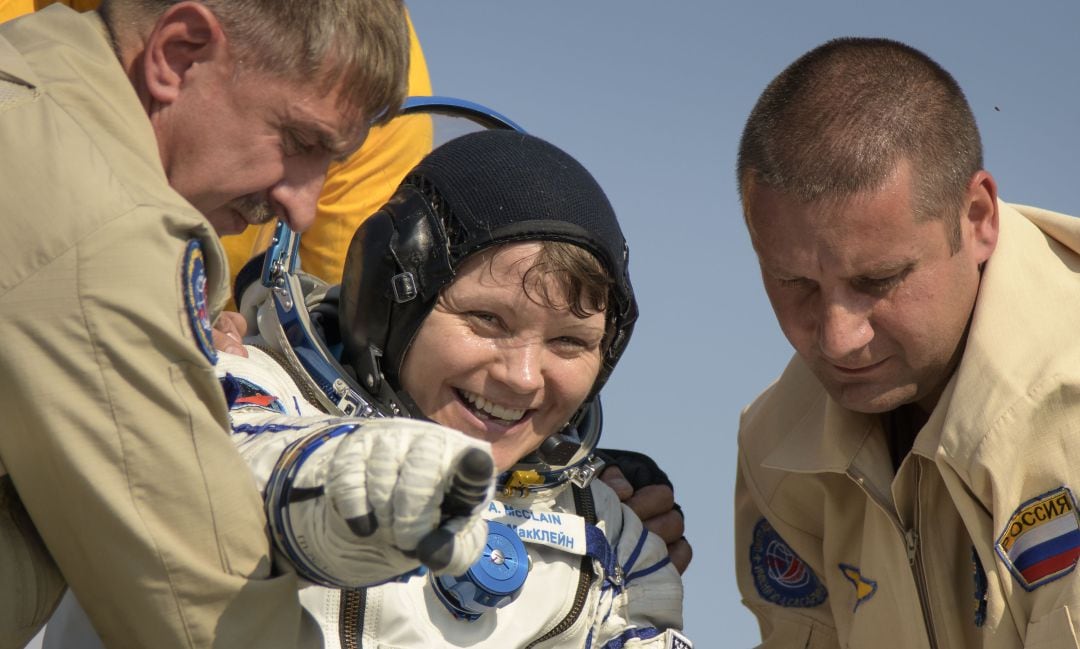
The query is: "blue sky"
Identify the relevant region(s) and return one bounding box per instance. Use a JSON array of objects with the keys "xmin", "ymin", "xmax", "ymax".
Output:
[{"xmin": 408, "ymin": 1, "xmax": 1080, "ymax": 644}]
